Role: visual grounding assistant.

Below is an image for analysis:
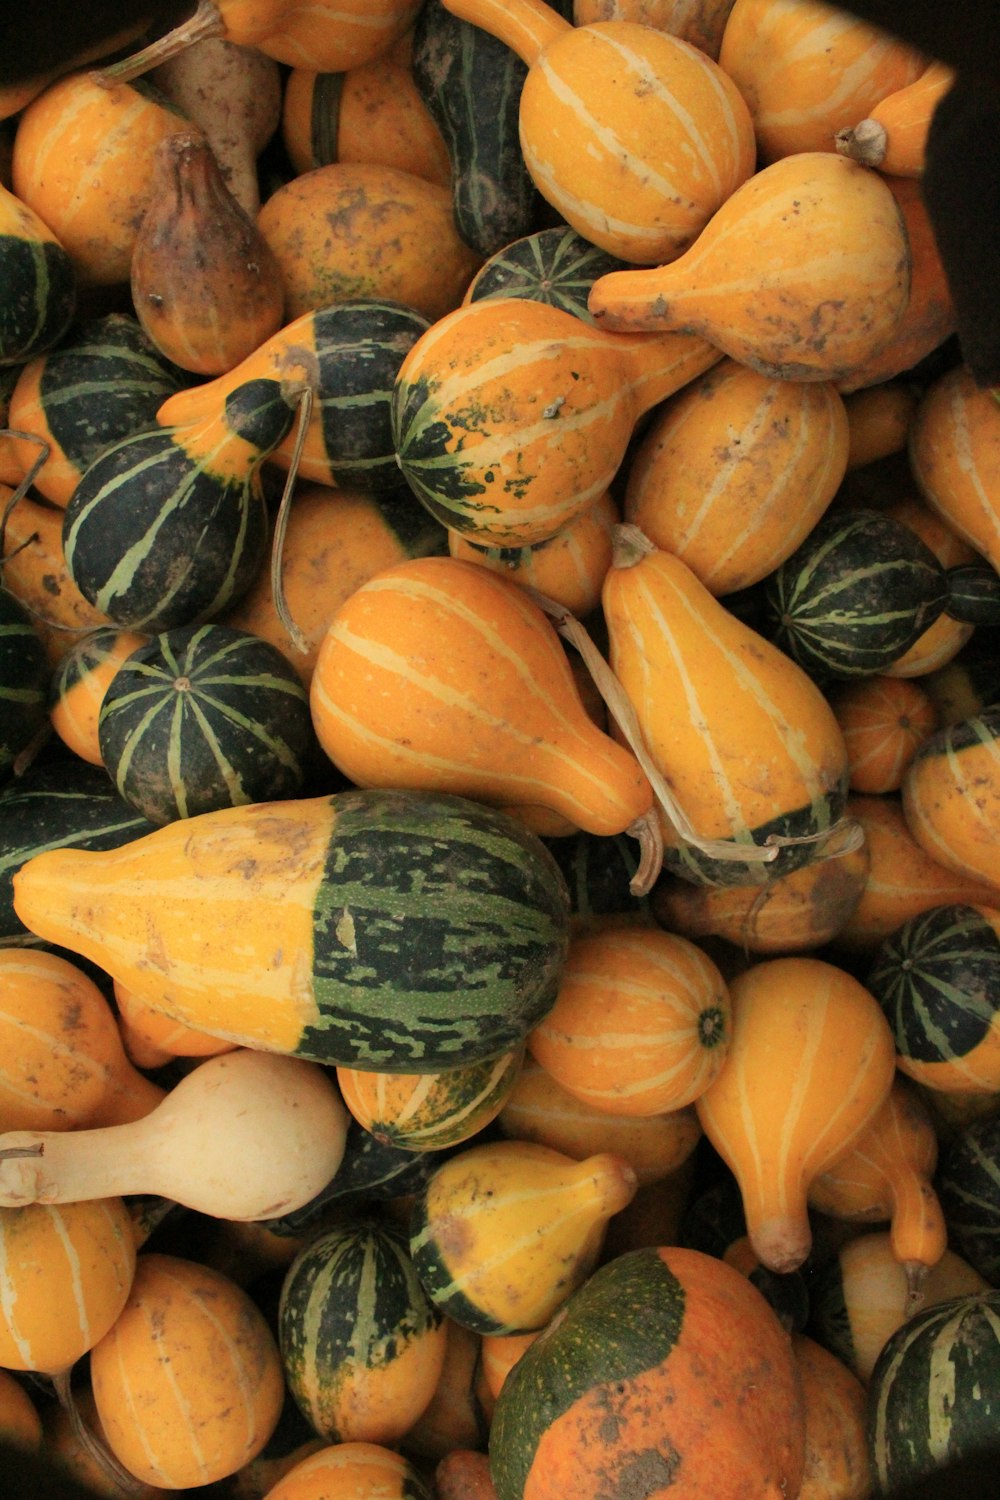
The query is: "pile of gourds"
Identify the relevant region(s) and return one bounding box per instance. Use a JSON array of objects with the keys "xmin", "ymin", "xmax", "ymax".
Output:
[{"xmin": 0, "ymin": 0, "xmax": 998, "ymax": 1496}]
